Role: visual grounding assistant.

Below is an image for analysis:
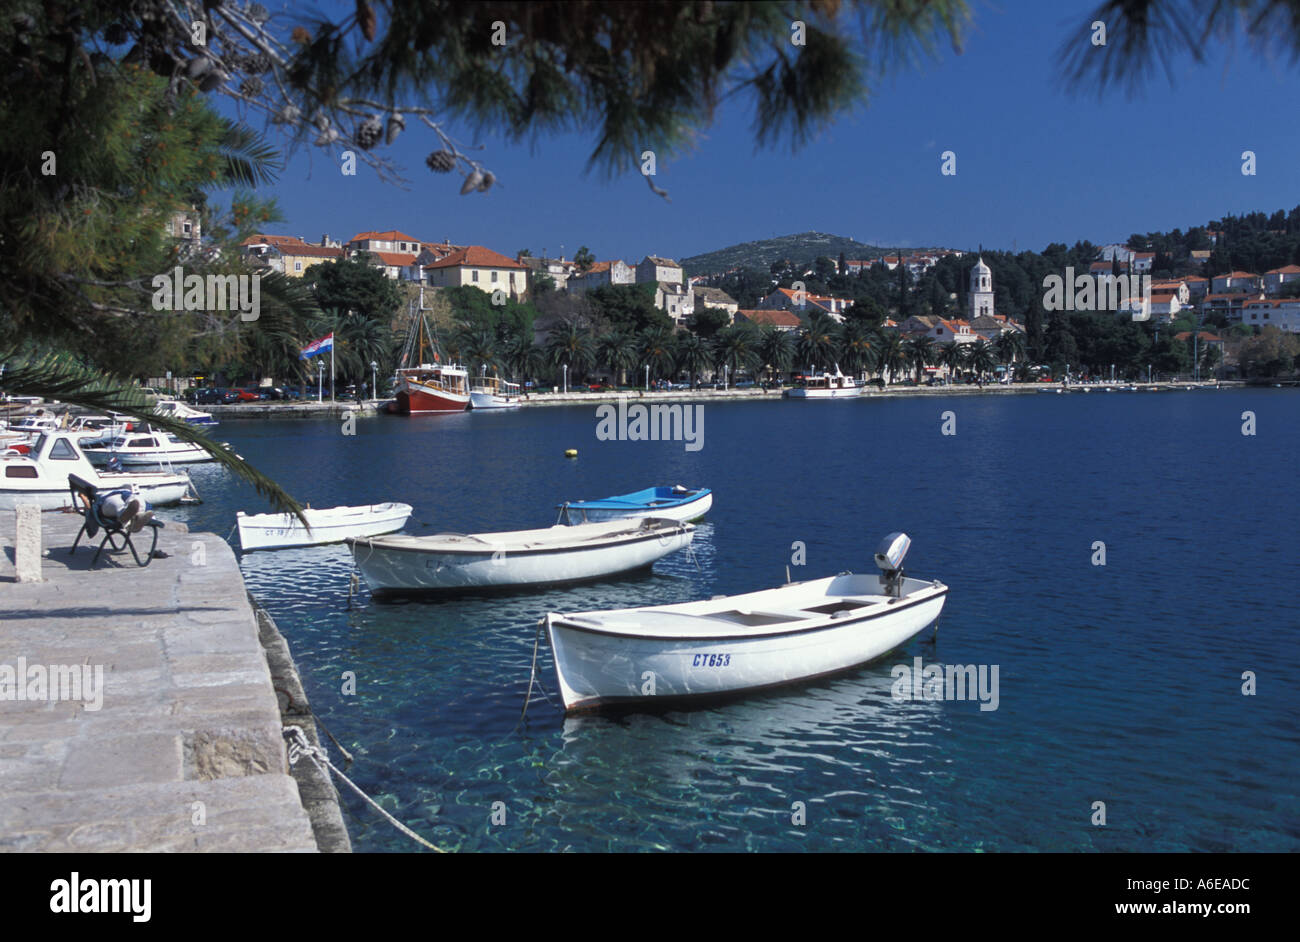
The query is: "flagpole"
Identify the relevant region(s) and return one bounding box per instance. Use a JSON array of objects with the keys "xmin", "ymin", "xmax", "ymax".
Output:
[{"xmin": 330, "ymin": 340, "xmax": 335, "ymax": 402}]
